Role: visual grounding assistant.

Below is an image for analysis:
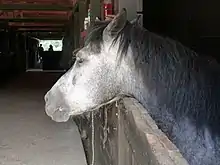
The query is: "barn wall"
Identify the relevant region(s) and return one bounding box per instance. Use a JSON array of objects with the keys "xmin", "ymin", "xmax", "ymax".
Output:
[
  {"xmin": 0, "ymin": 31, "xmax": 33, "ymax": 86},
  {"xmin": 75, "ymin": 98, "xmax": 188, "ymax": 165},
  {"xmin": 0, "ymin": 31, "xmax": 13, "ymax": 84},
  {"xmin": 26, "ymin": 36, "xmax": 39, "ymax": 69},
  {"xmin": 143, "ymin": 0, "xmax": 220, "ymax": 60},
  {"xmin": 60, "ymin": 5, "xmax": 80, "ymax": 70}
]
